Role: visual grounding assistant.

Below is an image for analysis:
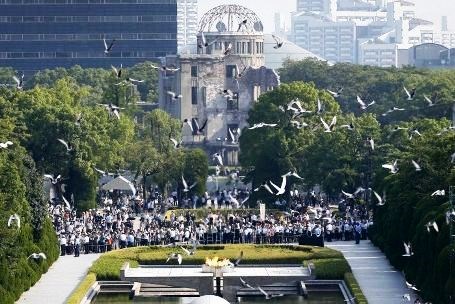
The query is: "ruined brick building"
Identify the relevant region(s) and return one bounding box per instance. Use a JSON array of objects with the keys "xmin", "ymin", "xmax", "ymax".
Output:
[{"xmin": 159, "ymin": 4, "xmax": 280, "ymax": 165}]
